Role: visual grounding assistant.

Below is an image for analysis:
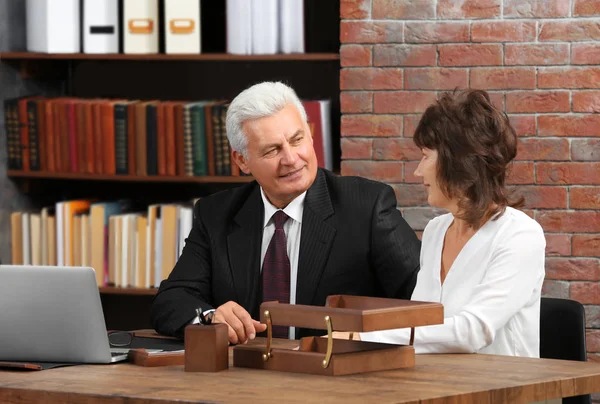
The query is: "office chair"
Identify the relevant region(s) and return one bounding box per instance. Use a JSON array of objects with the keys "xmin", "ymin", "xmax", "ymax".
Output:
[{"xmin": 540, "ymin": 297, "xmax": 591, "ymax": 404}]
